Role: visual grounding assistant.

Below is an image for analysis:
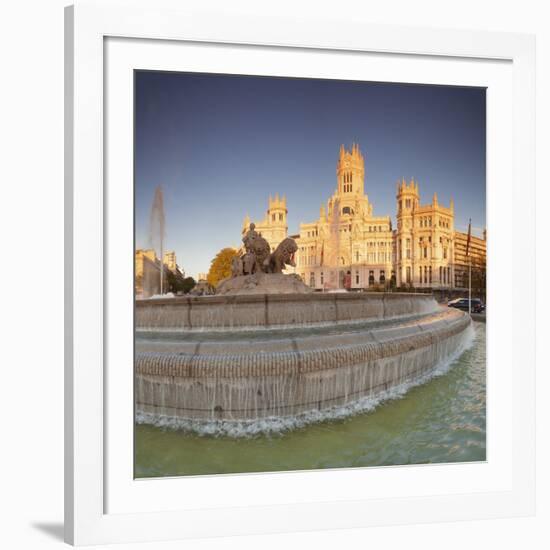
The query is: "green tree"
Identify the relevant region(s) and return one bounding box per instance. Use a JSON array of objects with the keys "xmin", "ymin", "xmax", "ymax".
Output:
[
  {"xmin": 182, "ymin": 276, "xmax": 196, "ymax": 294},
  {"xmin": 165, "ymin": 269, "xmax": 179, "ymax": 293},
  {"xmin": 207, "ymin": 248, "xmax": 238, "ymax": 288}
]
